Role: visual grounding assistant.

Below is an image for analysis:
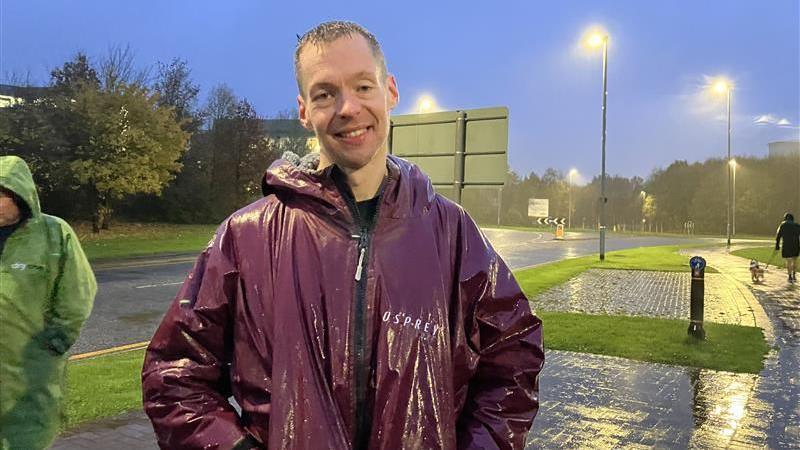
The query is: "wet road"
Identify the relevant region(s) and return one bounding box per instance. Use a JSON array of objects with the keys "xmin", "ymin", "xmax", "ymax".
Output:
[{"xmin": 70, "ymin": 230, "xmax": 721, "ymax": 354}]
